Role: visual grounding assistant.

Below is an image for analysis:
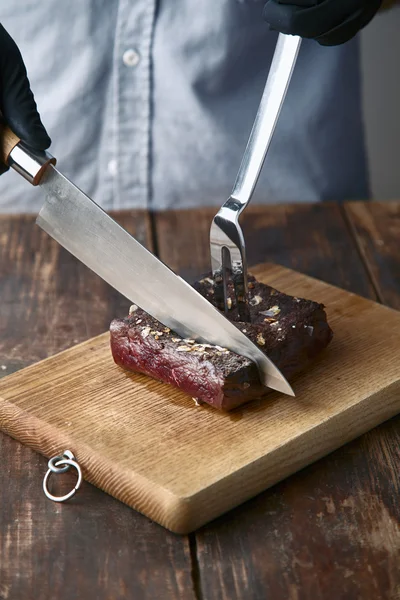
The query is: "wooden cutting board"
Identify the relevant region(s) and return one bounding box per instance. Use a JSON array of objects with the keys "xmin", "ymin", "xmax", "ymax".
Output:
[{"xmin": 0, "ymin": 263, "xmax": 399, "ymax": 534}]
